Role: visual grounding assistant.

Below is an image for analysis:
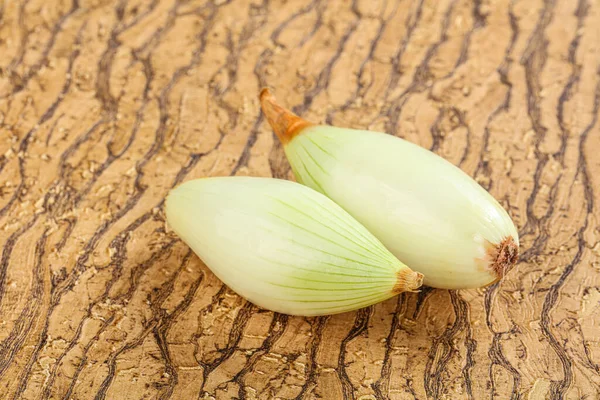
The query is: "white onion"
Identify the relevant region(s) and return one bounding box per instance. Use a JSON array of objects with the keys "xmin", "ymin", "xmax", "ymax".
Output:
[
  {"xmin": 260, "ymin": 89, "xmax": 519, "ymax": 289},
  {"xmin": 165, "ymin": 177, "xmax": 423, "ymax": 316}
]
